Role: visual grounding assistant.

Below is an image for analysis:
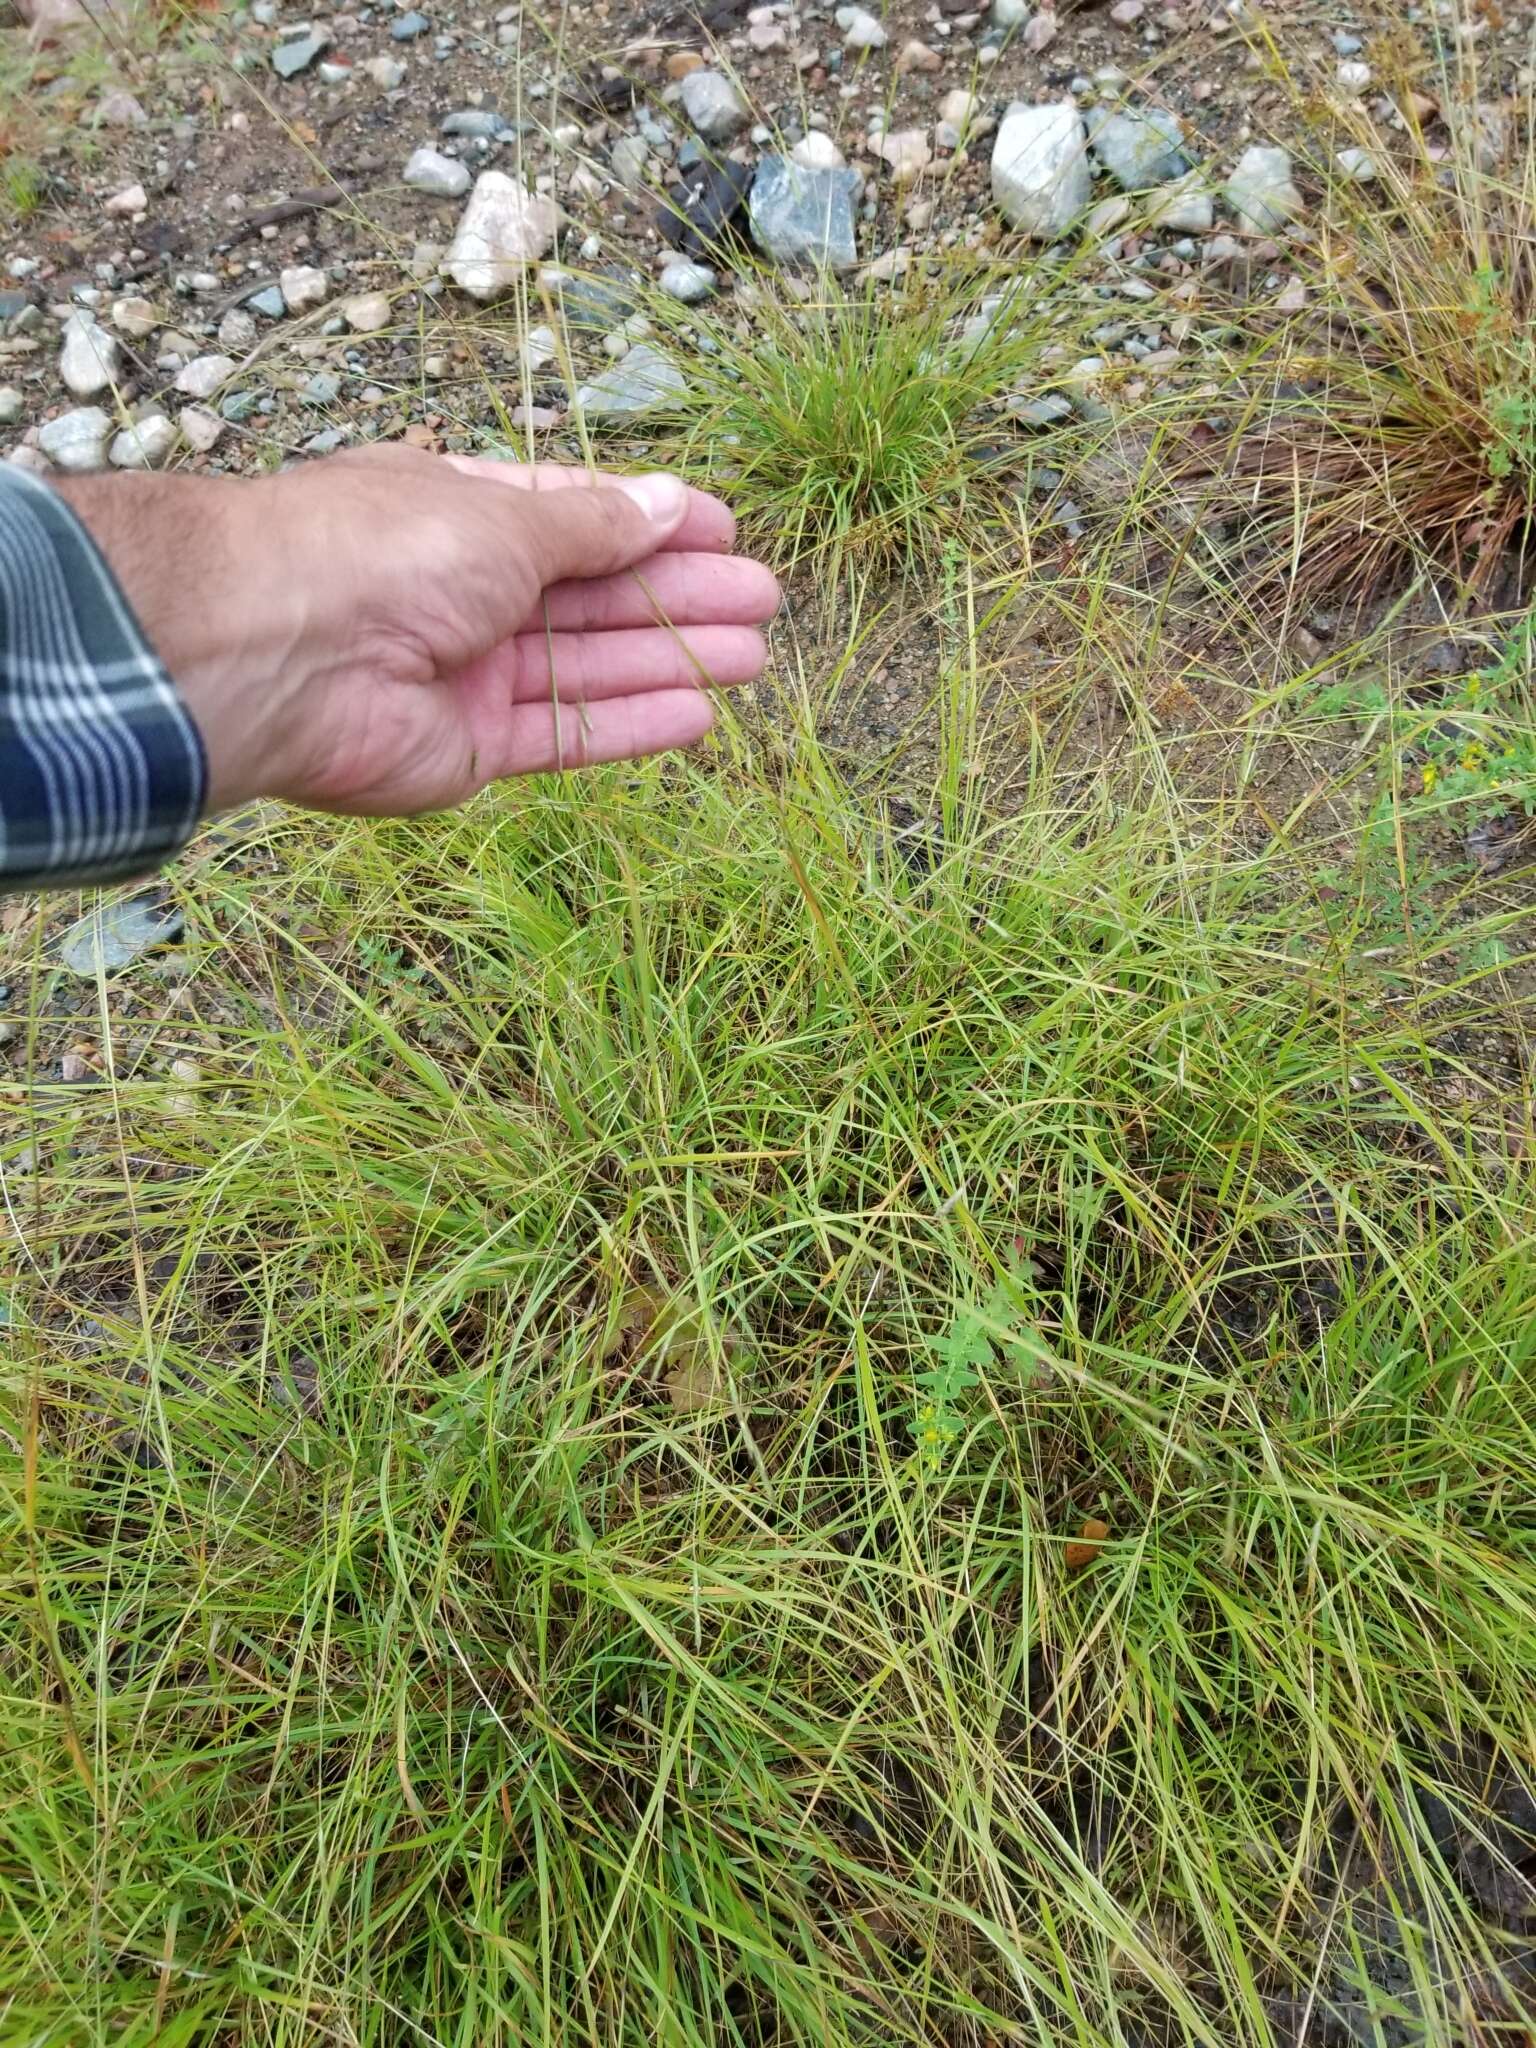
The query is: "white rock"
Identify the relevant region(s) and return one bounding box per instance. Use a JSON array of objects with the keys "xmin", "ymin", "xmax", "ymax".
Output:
[
  {"xmin": 37, "ymin": 407, "xmax": 111, "ymax": 473},
  {"xmin": 679, "ymin": 68, "xmax": 749, "ymax": 142},
  {"xmin": 938, "ymin": 89, "xmax": 980, "ymax": 130},
  {"xmin": 217, "ymin": 307, "xmax": 257, "ymax": 351},
  {"xmin": 1334, "ymin": 146, "xmax": 1377, "ymax": 182},
  {"xmin": 280, "ymin": 264, "xmax": 330, "ymax": 314},
  {"xmin": 992, "ymin": 0, "xmax": 1028, "ymax": 22},
  {"xmin": 1144, "ymin": 170, "xmax": 1215, "ymax": 232},
  {"xmin": 7, "ymin": 446, "xmax": 52, "ymax": 475},
  {"xmin": 659, "ymin": 259, "xmax": 716, "ymax": 302},
  {"xmin": 109, "ymin": 413, "xmax": 178, "ymax": 469},
  {"xmin": 179, "ymin": 405, "xmax": 225, "ymax": 453},
  {"xmin": 364, "ymin": 54, "xmax": 407, "ymax": 87},
  {"xmin": 174, "ymin": 354, "xmax": 238, "ymax": 398},
  {"xmin": 873, "ymin": 127, "xmax": 932, "ymax": 182},
  {"xmin": 791, "ymin": 131, "xmax": 847, "ymax": 170},
  {"xmin": 1022, "ymin": 9, "xmax": 1058, "ymax": 51},
  {"xmin": 1335, "ymin": 59, "xmax": 1371, "ymax": 91},
  {"xmin": 105, "ymin": 182, "xmax": 147, "ymax": 216},
  {"xmin": 991, "ymin": 102, "xmax": 1091, "ymax": 238},
  {"xmin": 837, "ymin": 4, "xmax": 887, "ymax": 46},
  {"xmin": 404, "ymin": 146, "xmax": 472, "ymax": 199},
  {"xmin": 446, "ymin": 171, "xmax": 560, "ymax": 298},
  {"xmin": 110, "ymin": 295, "xmax": 157, "ymax": 339},
  {"xmin": 342, "ymin": 290, "xmax": 392, "ymax": 332},
  {"xmin": 1224, "ymin": 144, "xmax": 1302, "ymax": 231},
  {"xmin": 58, "ymin": 312, "xmax": 120, "ymax": 399},
  {"xmin": 0, "ymin": 386, "xmax": 22, "ymax": 426}
]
